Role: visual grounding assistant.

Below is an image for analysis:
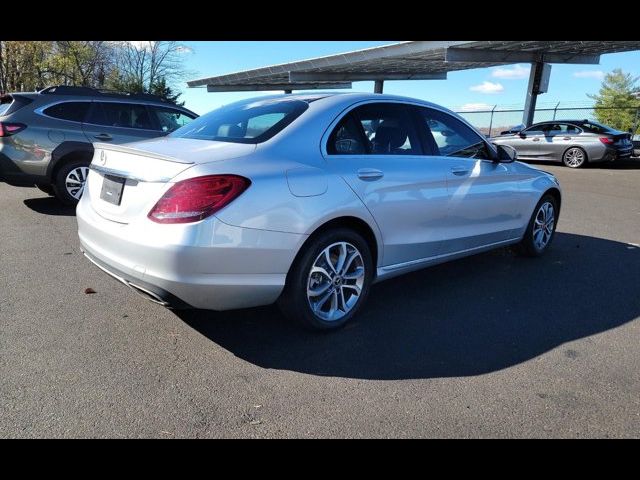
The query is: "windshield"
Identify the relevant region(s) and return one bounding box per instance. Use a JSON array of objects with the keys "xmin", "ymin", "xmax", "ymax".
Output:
[{"xmin": 170, "ymin": 98, "xmax": 309, "ymax": 144}]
